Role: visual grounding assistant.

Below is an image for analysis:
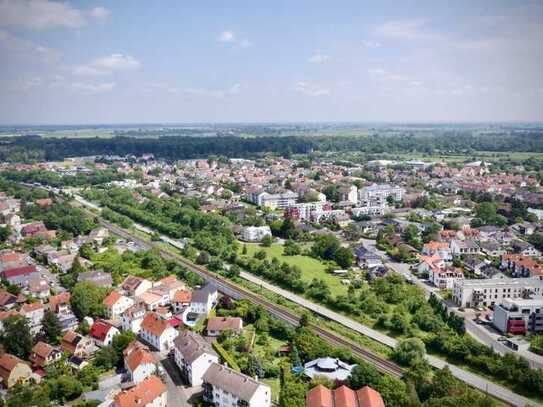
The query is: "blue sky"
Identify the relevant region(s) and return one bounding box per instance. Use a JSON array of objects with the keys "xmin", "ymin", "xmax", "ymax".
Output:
[{"xmin": 0, "ymin": 0, "xmax": 542, "ymax": 124}]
